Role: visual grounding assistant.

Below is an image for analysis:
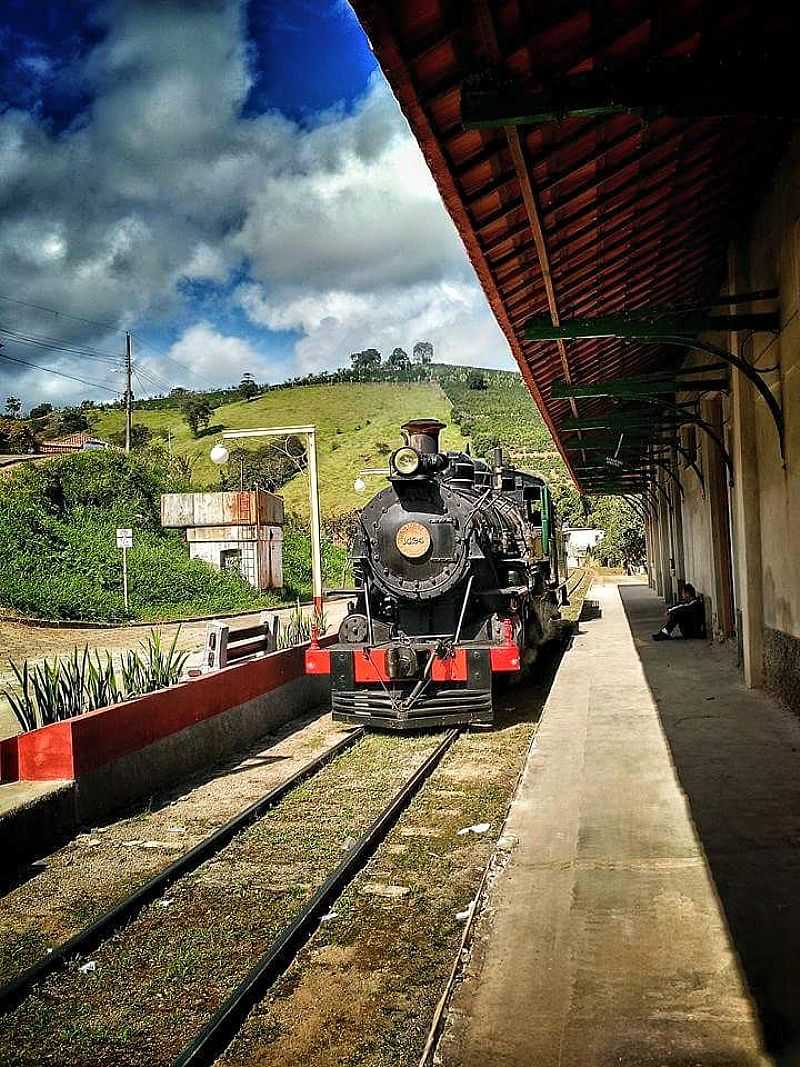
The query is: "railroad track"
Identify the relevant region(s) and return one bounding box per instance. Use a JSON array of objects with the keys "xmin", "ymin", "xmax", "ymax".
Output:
[
  {"xmin": 0, "ymin": 727, "xmax": 364, "ymax": 1016},
  {"xmin": 566, "ymin": 567, "xmax": 588, "ymax": 599},
  {"xmin": 0, "ymin": 727, "xmax": 459, "ymax": 1067}
]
